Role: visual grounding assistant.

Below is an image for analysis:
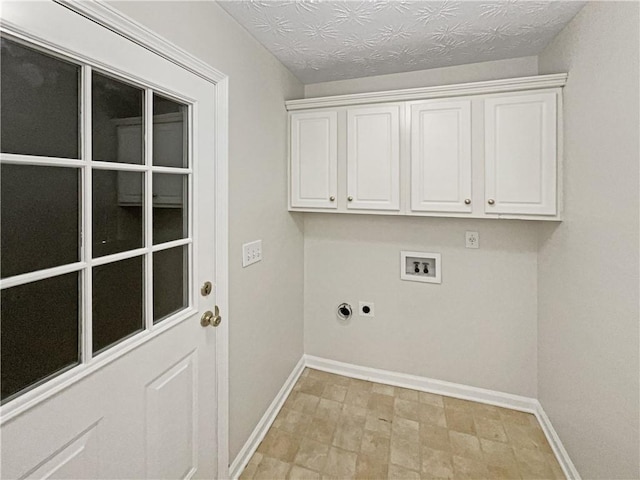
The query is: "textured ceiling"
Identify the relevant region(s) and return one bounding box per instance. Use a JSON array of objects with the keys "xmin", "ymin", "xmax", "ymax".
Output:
[{"xmin": 217, "ymin": 1, "xmax": 584, "ymax": 84}]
